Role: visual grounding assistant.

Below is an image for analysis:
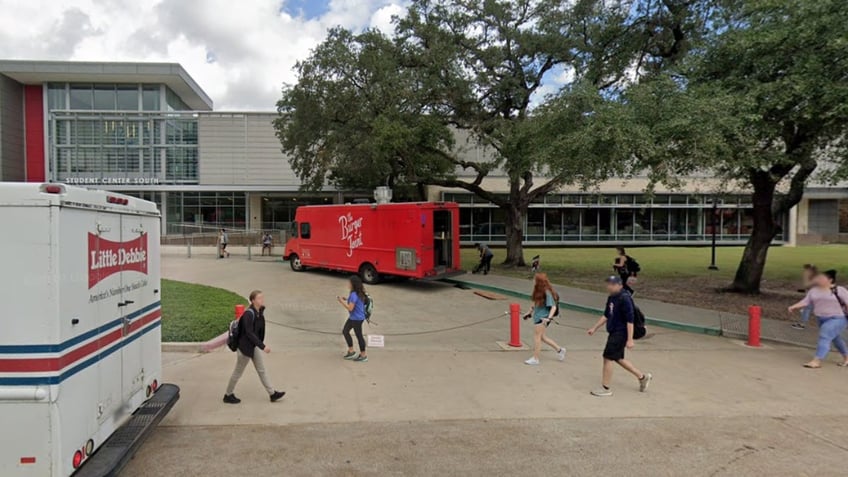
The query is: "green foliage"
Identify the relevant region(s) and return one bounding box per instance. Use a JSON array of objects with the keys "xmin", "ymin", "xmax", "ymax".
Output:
[{"xmin": 160, "ymin": 279, "xmax": 247, "ymax": 342}]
